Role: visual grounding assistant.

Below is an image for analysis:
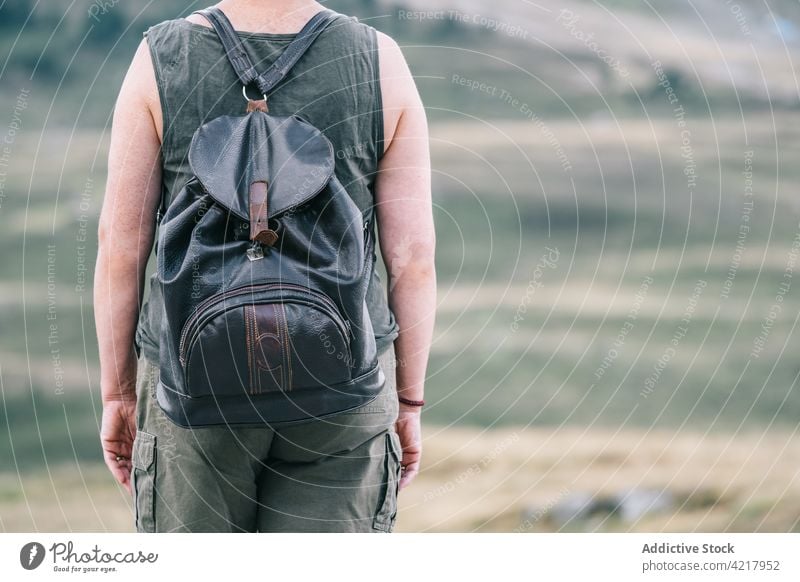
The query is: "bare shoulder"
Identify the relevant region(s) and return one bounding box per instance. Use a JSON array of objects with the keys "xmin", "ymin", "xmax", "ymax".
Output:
[
  {"xmin": 117, "ymin": 38, "xmax": 161, "ymax": 141},
  {"xmin": 375, "ymin": 29, "xmax": 424, "ymax": 149},
  {"xmin": 184, "ymin": 12, "xmax": 210, "ymax": 27}
]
